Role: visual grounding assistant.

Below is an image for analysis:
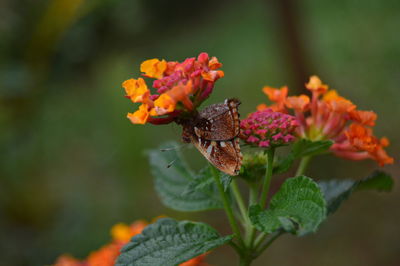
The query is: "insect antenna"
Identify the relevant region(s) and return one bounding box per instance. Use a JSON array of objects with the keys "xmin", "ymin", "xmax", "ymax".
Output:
[
  {"xmin": 160, "ymin": 144, "xmax": 189, "ymax": 168},
  {"xmin": 160, "ymin": 143, "xmax": 186, "ymax": 152},
  {"xmin": 166, "ymin": 158, "xmax": 177, "ymax": 168}
]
